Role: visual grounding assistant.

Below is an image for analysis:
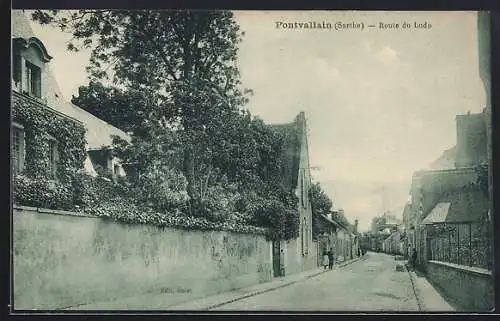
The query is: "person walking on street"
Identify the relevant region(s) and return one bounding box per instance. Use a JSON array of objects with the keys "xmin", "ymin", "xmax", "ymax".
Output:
[
  {"xmin": 327, "ymin": 248, "xmax": 334, "ymax": 270},
  {"xmin": 322, "ymin": 250, "xmax": 329, "ymax": 270},
  {"xmin": 408, "ymin": 247, "xmax": 417, "ymax": 271}
]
